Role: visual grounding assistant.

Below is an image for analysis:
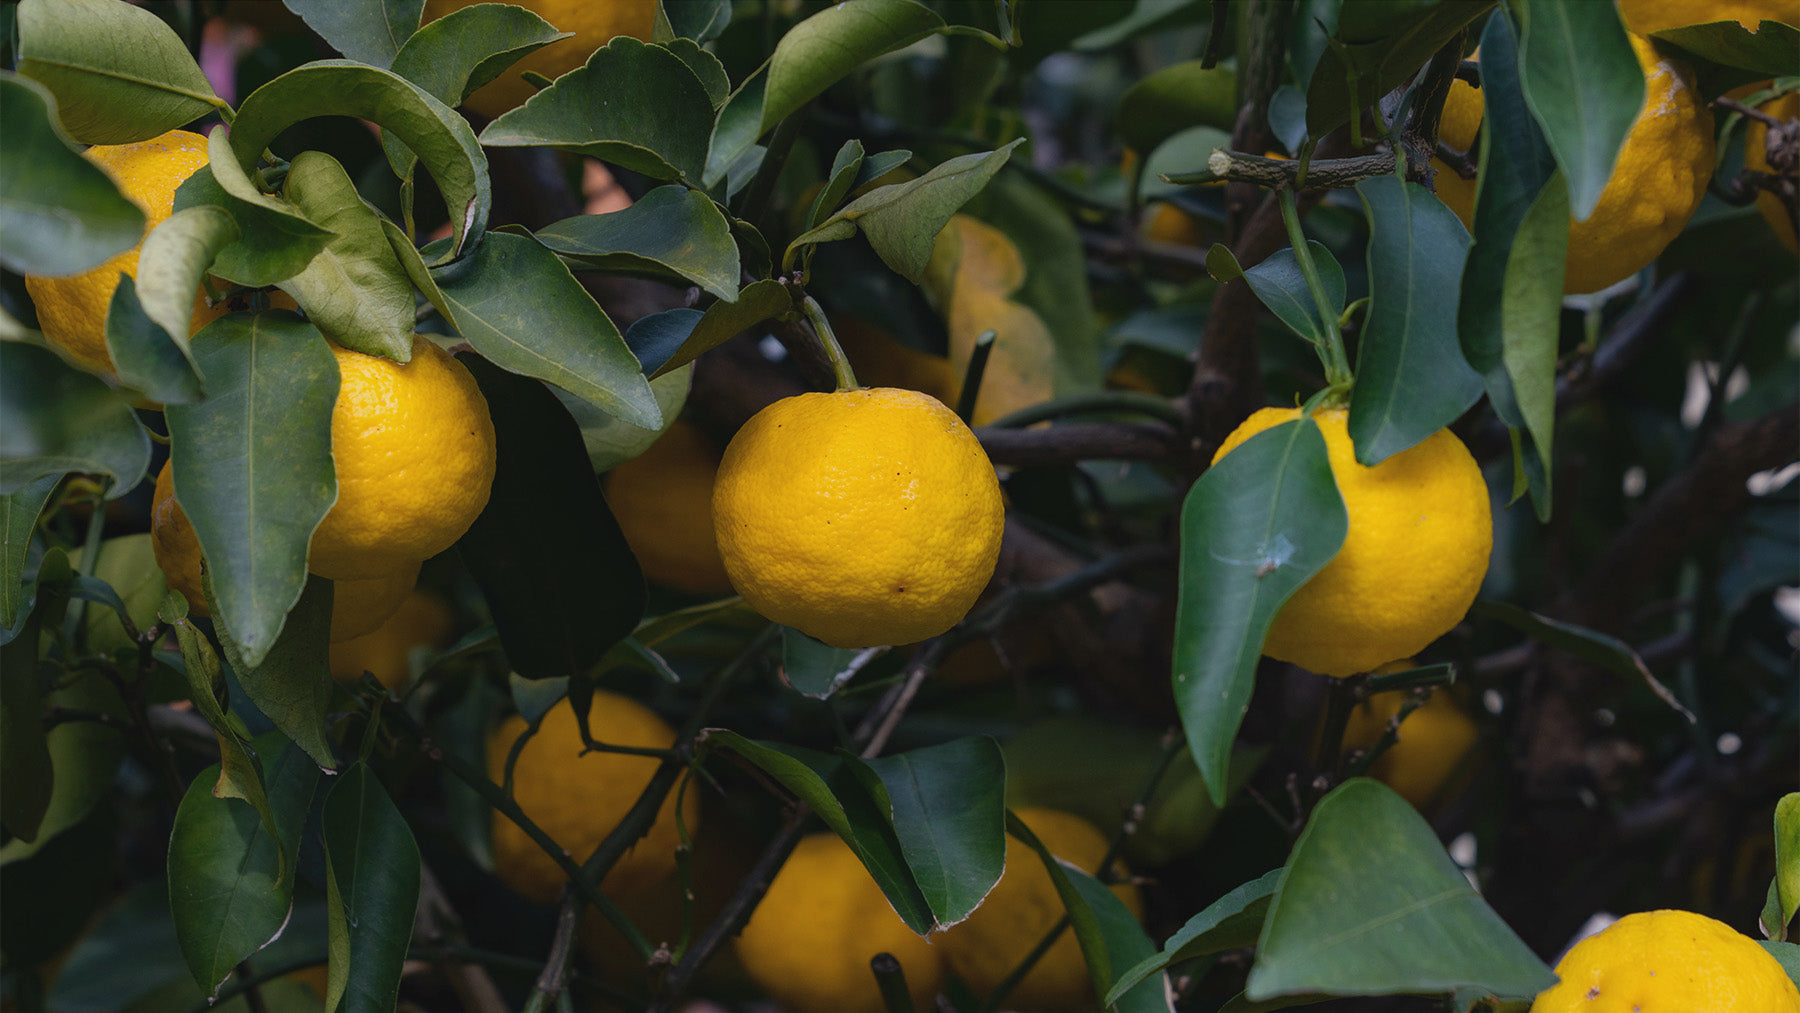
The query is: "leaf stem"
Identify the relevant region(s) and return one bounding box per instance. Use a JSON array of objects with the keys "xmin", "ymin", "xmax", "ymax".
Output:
[
  {"xmin": 800, "ymin": 295, "xmax": 859, "ymax": 391},
  {"xmin": 1277, "ymin": 190, "xmax": 1355, "ymax": 396}
]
